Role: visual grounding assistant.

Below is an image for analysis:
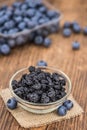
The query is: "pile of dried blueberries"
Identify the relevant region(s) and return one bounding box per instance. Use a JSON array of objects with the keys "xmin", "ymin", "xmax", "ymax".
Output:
[{"xmin": 12, "ymin": 66, "xmax": 66, "ymax": 104}]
